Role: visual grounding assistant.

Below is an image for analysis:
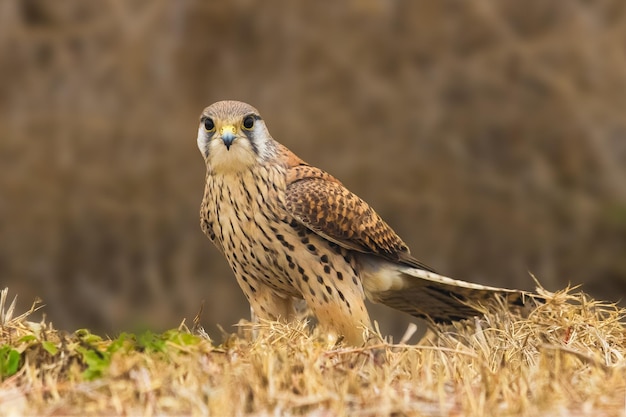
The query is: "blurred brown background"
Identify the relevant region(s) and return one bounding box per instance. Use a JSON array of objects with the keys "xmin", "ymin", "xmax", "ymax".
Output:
[{"xmin": 1, "ymin": 1, "xmax": 626, "ymax": 339}]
